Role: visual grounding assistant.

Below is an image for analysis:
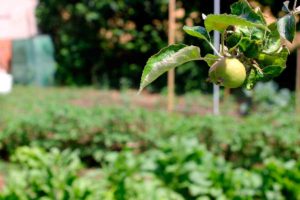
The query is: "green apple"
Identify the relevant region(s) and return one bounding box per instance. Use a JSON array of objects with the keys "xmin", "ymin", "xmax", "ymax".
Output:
[{"xmin": 209, "ymin": 58, "xmax": 246, "ymax": 88}]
